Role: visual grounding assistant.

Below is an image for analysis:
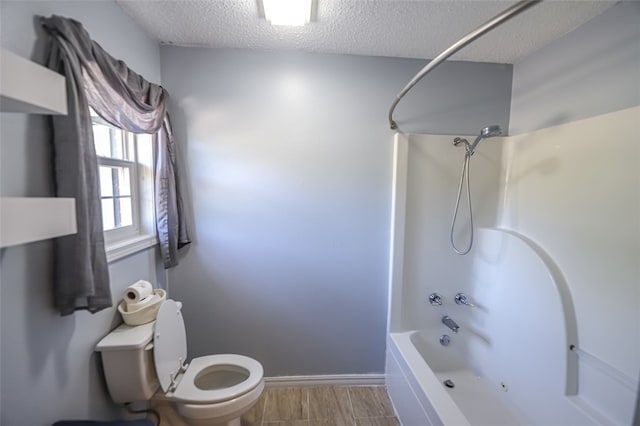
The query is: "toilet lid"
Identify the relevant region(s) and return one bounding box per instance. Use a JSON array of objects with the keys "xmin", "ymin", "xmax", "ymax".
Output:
[{"xmin": 154, "ymin": 299, "xmax": 188, "ymax": 393}]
